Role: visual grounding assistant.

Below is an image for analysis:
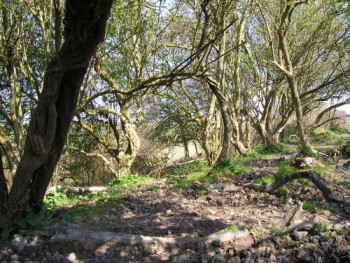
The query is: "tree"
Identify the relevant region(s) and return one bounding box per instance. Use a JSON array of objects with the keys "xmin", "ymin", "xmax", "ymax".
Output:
[{"xmin": 0, "ymin": 0, "xmax": 113, "ymax": 219}]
